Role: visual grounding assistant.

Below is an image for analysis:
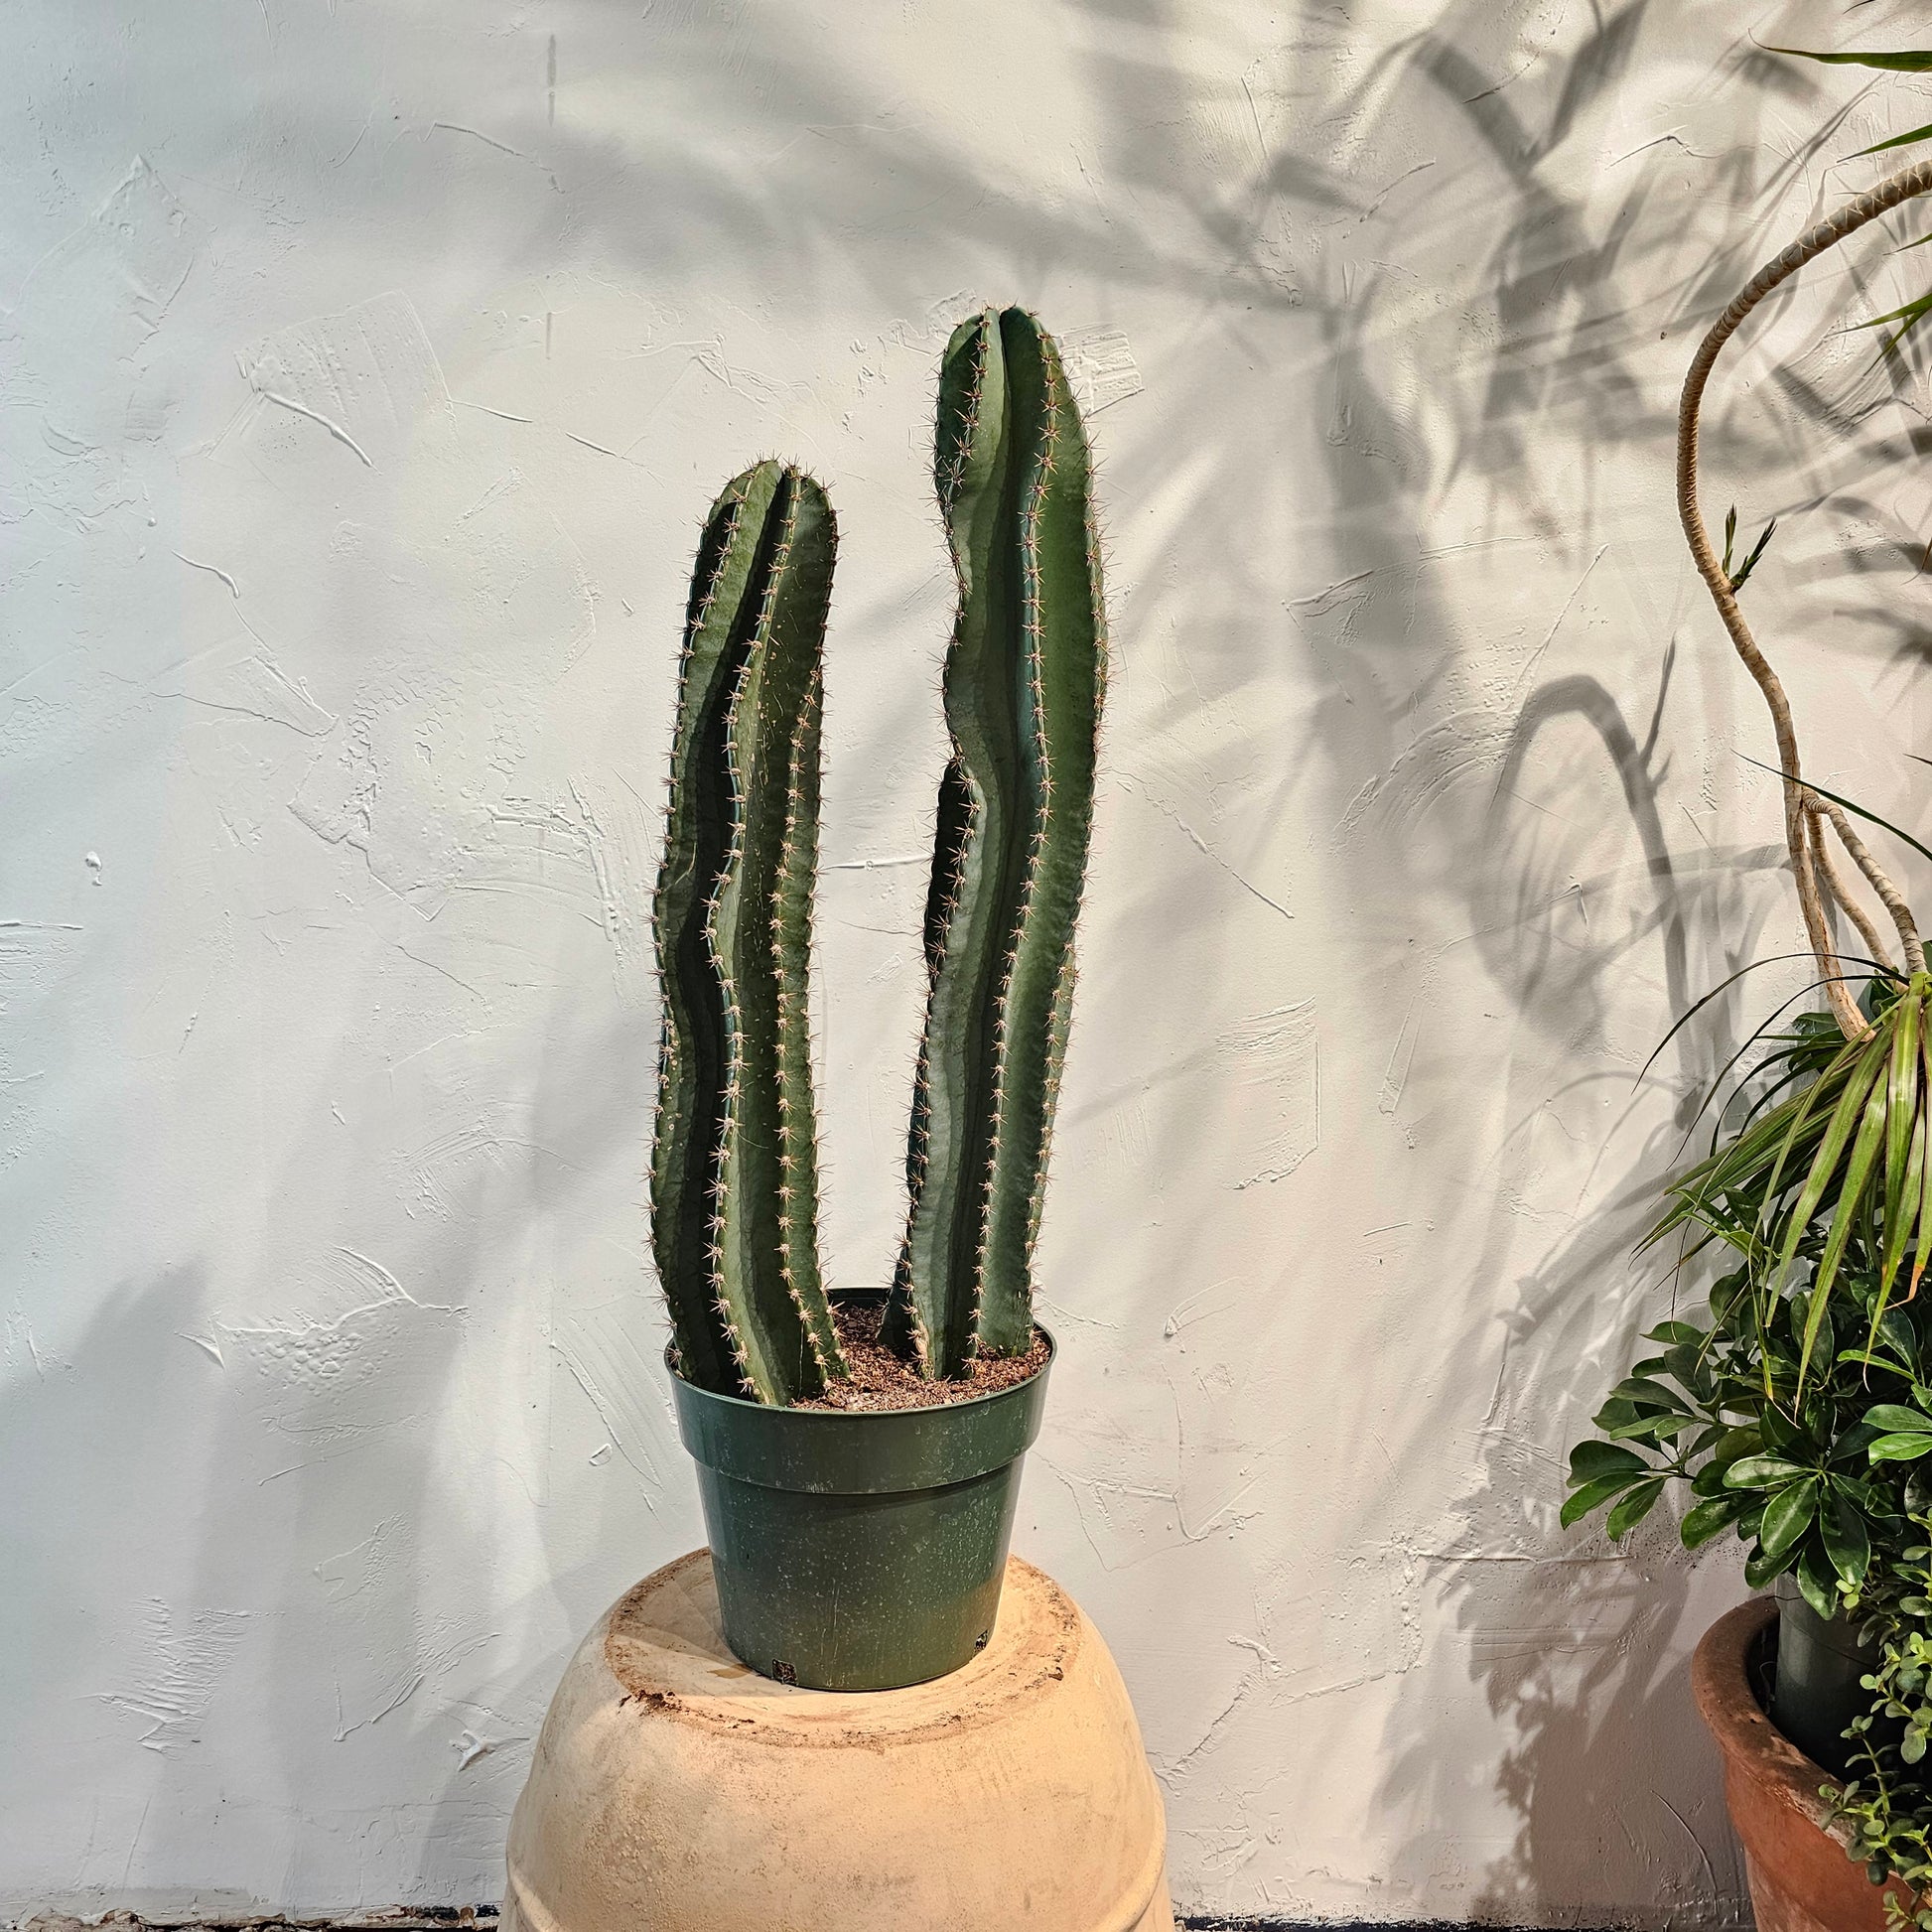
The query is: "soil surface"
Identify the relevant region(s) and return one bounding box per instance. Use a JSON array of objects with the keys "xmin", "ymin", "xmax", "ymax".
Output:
[{"xmin": 795, "ymin": 1300, "xmax": 1049, "ymax": 1411}]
